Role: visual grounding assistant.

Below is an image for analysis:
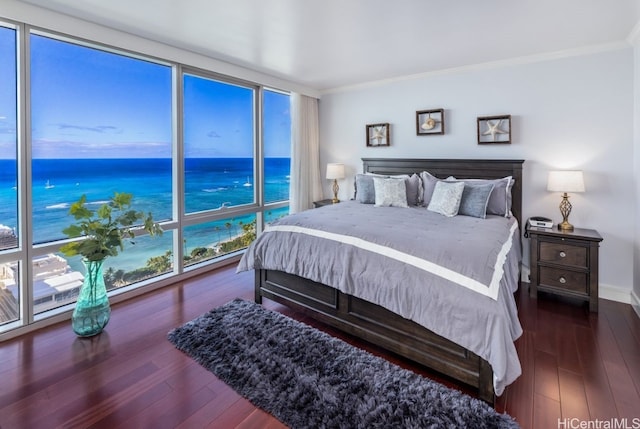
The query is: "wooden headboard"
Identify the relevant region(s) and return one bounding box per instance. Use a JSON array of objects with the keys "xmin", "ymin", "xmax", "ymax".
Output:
[{"xmin": 362, "ymin": 158, "xmax": 525, "ymax": 226}]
